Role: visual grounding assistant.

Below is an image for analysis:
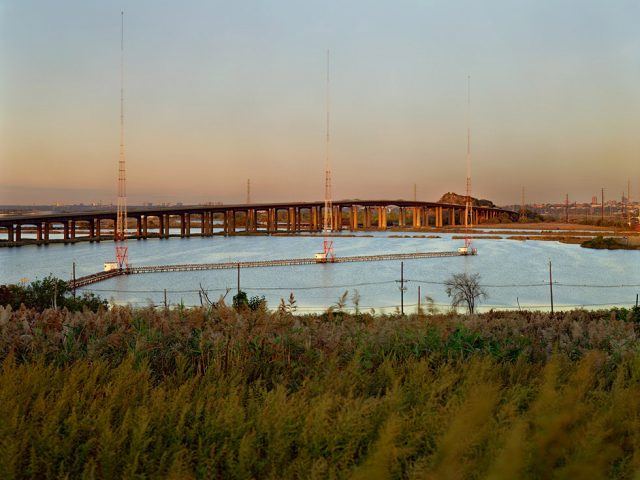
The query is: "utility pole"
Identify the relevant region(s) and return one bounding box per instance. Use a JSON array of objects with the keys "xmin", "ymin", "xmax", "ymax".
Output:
[
  {"xmin": 417, "ymin": 285, "xmax": 421, "ymax": 314},
  {"xmin": 237, "ymin": 263, "xmax": 241, "ymax": 294},
  {"xmin": 396, "ymin": 261, "xmax": 407, "ymax": 315},
  {"xmin": 549, "ymin": 259, "xmax": 554, "ymax": 315},
  {"xmin": 565, "ymin": 193, "xmax": 569, "ymax": 223},
  {"xmin": 601, "ymin": 188, "xmax": 604, "ymax": 222},
  {"xmin": 72, "ymin": 262, "xmax": 76, "ymax": 299}
]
